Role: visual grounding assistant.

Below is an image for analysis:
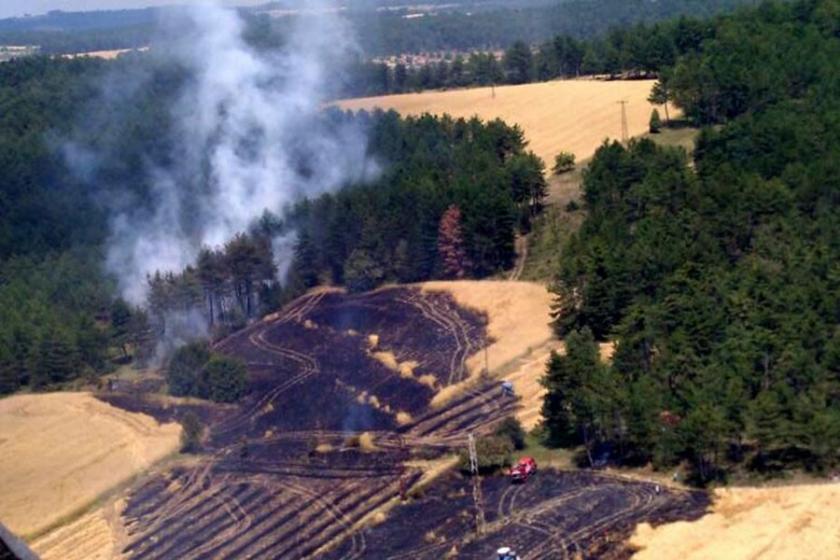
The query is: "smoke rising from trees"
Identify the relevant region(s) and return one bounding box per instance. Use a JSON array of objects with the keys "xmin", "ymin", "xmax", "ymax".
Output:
[{"xmin": 77, "ymin": 2, "xmax": 375, "ymax": 305}]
